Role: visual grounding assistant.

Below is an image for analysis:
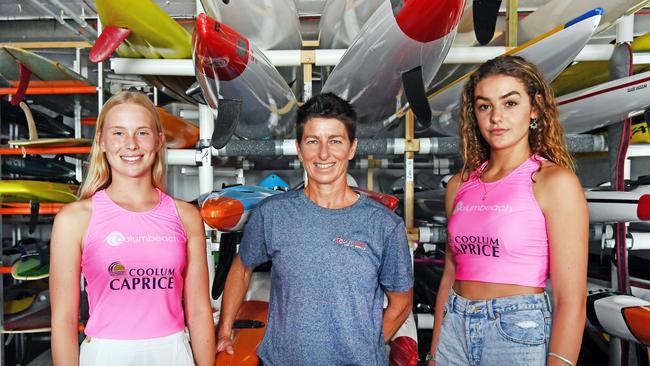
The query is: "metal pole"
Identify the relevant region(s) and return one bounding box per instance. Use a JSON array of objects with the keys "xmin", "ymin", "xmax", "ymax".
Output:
[
  {"xmin": 165, "ymin": 134, "xmax": 606, "ymax": 164},
  {"xmin": 609, "ymin": 14, "xmax": 635, "ymax": 366},
  {"xmin": 109, "ymin": 45, "xmax": 620, "ymax": 76},
  {"xmin": 198, "ymin": 104, "xmax": 214, "ymax": 195},
  {"xmin": 173, "ymin": 156, "xmax": 461, "ymax": 172},
  {"xmin": 196, "ymin": 0, "xmax": 219, "ymax": 313},
  {"xmin": 74, "ymin": 101, "xmax": 83, "ymax": 183},
  {"xmin": 97, "ymin": 19, "xmax": 104, "ymax": 109}
]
